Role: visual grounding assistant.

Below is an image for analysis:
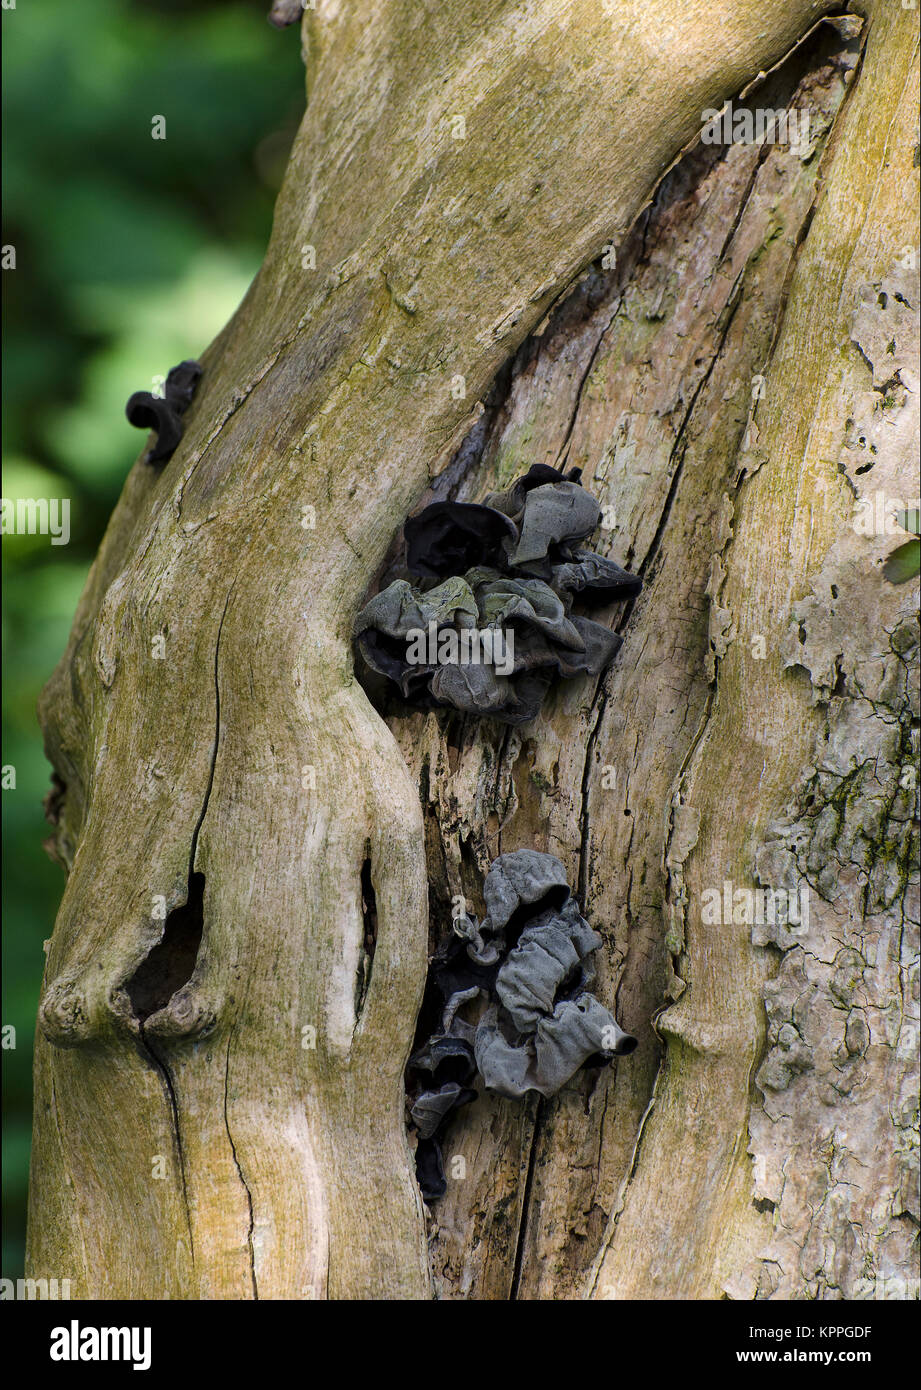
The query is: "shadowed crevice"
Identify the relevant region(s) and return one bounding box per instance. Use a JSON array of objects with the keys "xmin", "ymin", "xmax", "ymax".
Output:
[
  {"xmin": 356, "ymin": 851, "xmax": 378, "ymax": 1017},
  {"xmin": 126, "ymin": 873, "xmax": 205, "ymax": 1024}
]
